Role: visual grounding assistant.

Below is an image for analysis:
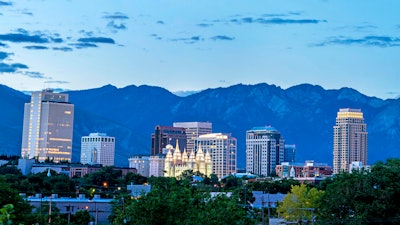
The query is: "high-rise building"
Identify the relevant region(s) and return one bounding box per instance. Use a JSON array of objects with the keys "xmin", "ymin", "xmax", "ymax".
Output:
[
  {"xmin": 81, "ymin": 133, "xmax": 115, "ymax": 166},
  {"xmin": 246, "ymin": 126, "xmax": 285, "ymax": 176},
  {"xmin": 333, "ymin": 108, "xmax": 368, "ymax": 174},
  {"xmin": 149, "ymin": 155, "xmax": 166, "ymax": 177},
  {"xmin": 196, "ymin": 133, "xmax": 237, "ymax": 179},
  {"xmin": 129, "ymin": 155, "xmax": 150, "ymax": 177},
  {"xmin": 151, "ymin": 126, "xmax": 187, "ymax": 155},
  {"xmin": 284, "ymin": 144, "xmax": 296, "ymax": 163},
  {"xmin": 21, "ymin": 89, "xmax": 74, "ymax": 162},
  {"xmin": 173, "ymin": 122, "xmax": 212, "ymax": 153}
]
